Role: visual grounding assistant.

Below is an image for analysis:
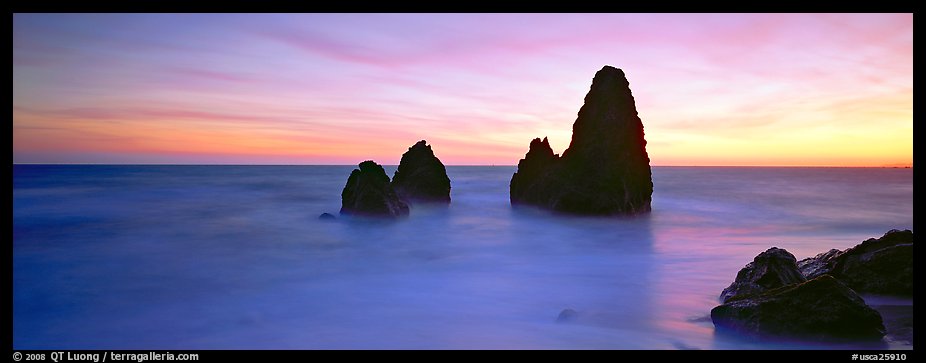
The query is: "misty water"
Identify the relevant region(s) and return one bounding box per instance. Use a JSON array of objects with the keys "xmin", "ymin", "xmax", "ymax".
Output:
[{"xmin": 13, "ymin": 165, "xmax": 913, "ymax": 349}]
